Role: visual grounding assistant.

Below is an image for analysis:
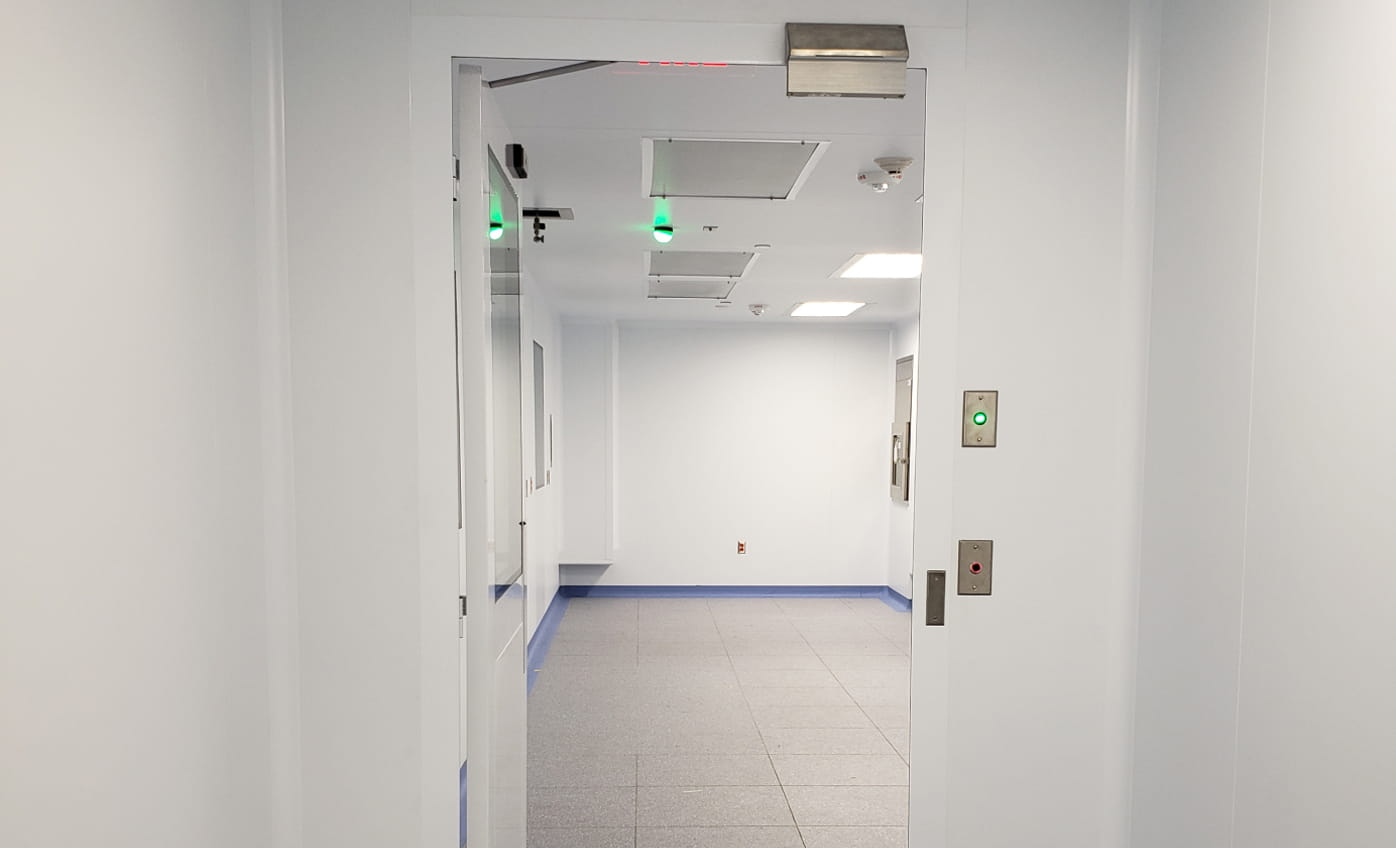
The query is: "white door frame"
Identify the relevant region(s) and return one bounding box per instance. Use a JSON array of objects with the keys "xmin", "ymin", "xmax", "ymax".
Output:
[{"xmin": 411, "ymin": 17, "xmax": 965, "ymax": 846}]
